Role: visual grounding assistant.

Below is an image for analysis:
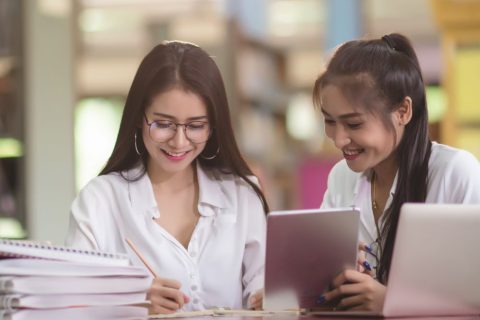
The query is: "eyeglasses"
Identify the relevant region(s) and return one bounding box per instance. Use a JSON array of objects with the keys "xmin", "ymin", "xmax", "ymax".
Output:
[{"xmin": 144, "ymin": 114, "xmax": 212, "ymax": 144}]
